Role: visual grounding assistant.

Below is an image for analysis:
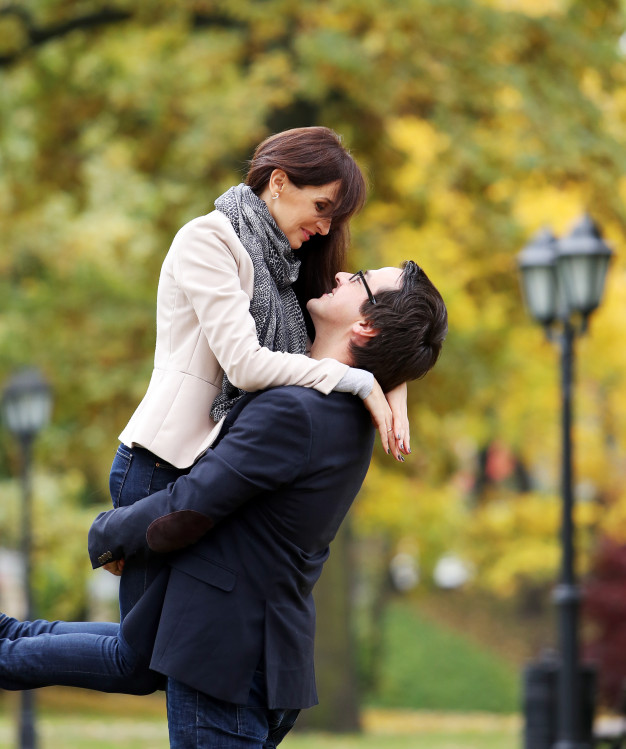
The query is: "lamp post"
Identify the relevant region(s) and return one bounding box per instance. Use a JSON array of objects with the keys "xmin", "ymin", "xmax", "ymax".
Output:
[
  {"xmin": 517, "ymin": 215, "xmax": 612, "ymax": 749},
  {"xmin": 1, "ymin": 368, "xmax": 53, "ymax": 749}
]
